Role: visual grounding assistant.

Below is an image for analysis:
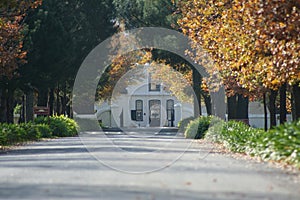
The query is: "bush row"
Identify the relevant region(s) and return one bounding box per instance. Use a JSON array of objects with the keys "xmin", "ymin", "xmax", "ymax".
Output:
[
  {"xmin": 181, "ymin": 116, "xmax": 300, "ymax": 168},
  {"xmin": 34, "ymin": 115, "xmax": 78, "ymax": 137},
  {"xmin": 206, "ymin": 120, "xmax": 300, "ymax": 168},
  {"xmin": 0, "ymin": 115, "xmax": 78, "ymax": 147}
]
